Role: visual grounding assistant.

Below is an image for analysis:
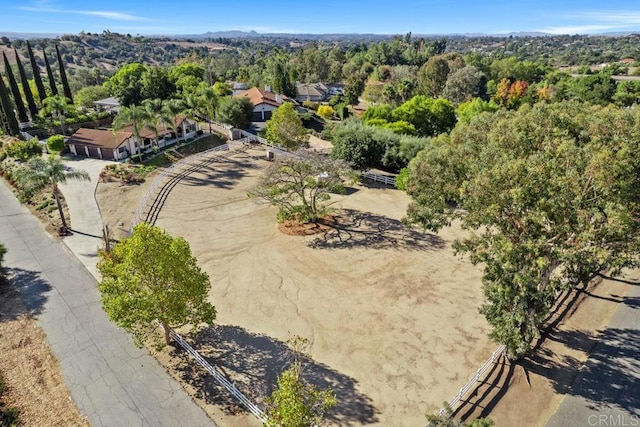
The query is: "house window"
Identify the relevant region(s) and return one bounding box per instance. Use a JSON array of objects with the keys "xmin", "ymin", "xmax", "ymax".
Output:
[{"xmin": 118, "ymin": 146, "xmax": 127, "ymax": 153}]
